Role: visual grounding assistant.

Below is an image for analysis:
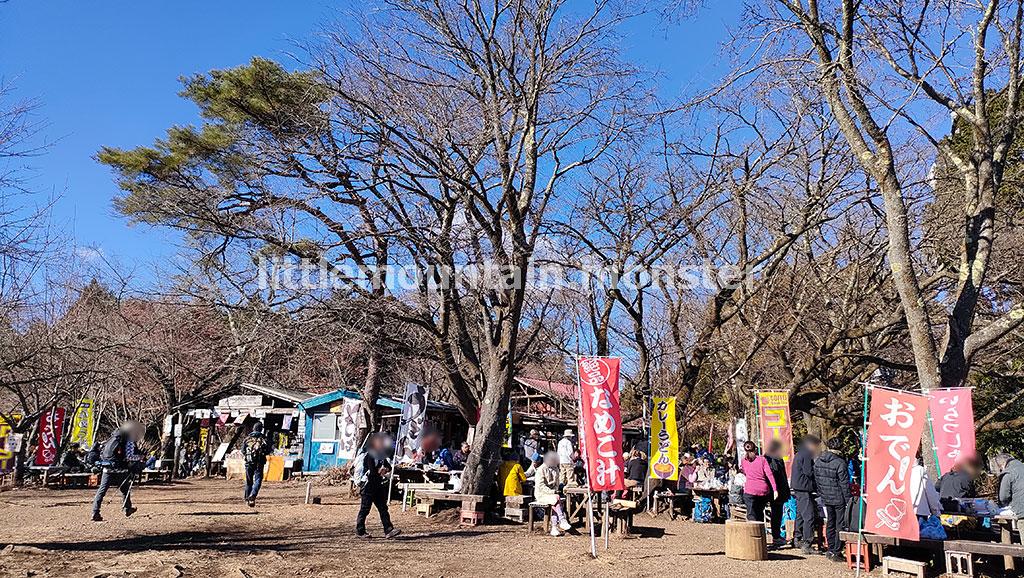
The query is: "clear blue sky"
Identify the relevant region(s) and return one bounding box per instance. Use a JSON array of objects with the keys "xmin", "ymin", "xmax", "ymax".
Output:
[{"xmin": 0, "ymin": 0, "xmax": 742, "ymax": 283}]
